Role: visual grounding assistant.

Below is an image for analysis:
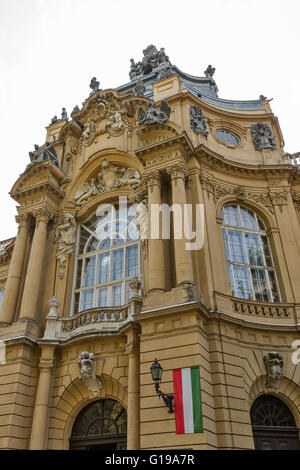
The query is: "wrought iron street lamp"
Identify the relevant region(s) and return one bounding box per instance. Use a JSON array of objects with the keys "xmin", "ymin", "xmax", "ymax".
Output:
[{"xmin": 150, "ymin": 359, "xmax": 174, "ymax": 413}]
